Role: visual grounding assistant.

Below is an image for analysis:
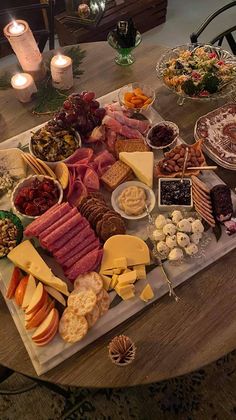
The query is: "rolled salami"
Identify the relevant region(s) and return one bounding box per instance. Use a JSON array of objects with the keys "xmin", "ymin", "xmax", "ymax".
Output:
[
  {"xmin": 54, "ymin": 227, "xmax": 95, "ymax": 261},
  {"xmin": 41, "ymin": 213, "xmax": 82, "ymax": 249},
  {"xmin": 61, "ymin": 238, "xmax": 100, "ymax": 269},
  {"xmin": 24, "ymin": 203, "xmax": 60, "ymax": 236},
  {"xmin": 25, "ymin": 203, "xmax": 71, "ymax": 237},
  {"xmin": 66, "ymin": 248, "xmax": 103, "ymax": 282},
  {"xmin": 50, "ymin": 218, "xmax": 89, "ymax": 252},
  {"xmin": 39, "ymin": 207, "xmax": 78, "ymax": 241}
]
